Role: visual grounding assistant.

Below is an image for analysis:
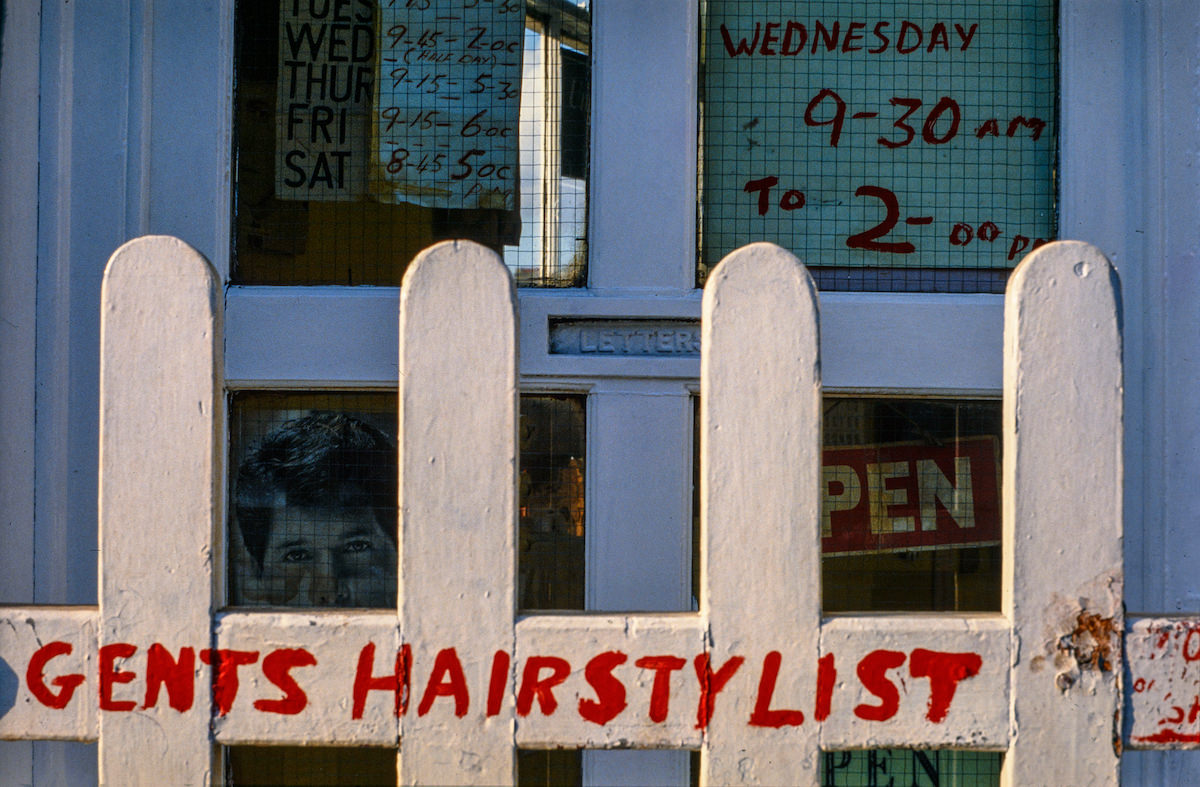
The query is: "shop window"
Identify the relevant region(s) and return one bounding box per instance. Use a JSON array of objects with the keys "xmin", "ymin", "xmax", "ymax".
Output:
[
  {"xmin": 517, "ymin": 749, "xmax": 582, "ymax": 786},
  {"xmin": 227, "ymin": 392, "xmax": 585, "ymax": 610},
  {"xmin": 821, "ymin": 397, "xmax": 1001, "ymax": 614},
  {"xmin": 691, "ymin": 396, "xmax": 1002, "ymax": 614},
  {"xmin": 518, "ymin": 394, "xmax": 586, "ymax": 611},
  {"xmin": 232, "ymin": 0, "xmax": 589, "ymax": 286},
  {"xmin": 226, "ymin": 746, "xmax": 397, "ymax": 785},
  {"xmin": 821, "ymin": 749, "xmax": 1001, "ymax": 786},
  {"xmin": 228, "ymin": 392, "xmax": 399, "ymax": 608},
  {"xmin": 698, "ymin": 0, "xmax": 1057, "ymax": 292}
]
